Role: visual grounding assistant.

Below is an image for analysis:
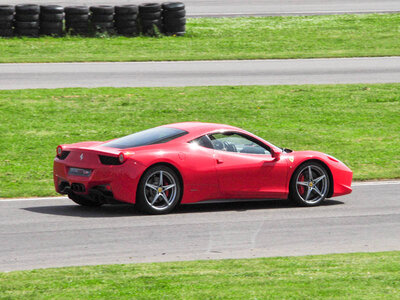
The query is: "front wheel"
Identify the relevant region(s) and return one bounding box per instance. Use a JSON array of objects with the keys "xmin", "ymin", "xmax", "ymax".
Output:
[
  {"xmin": 136, "ymin": 165, "xmax": 182, "ymax": 214},
  {"xmin": 289, "ymin": 162, "xmax": 330, "ymax": 206}
]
